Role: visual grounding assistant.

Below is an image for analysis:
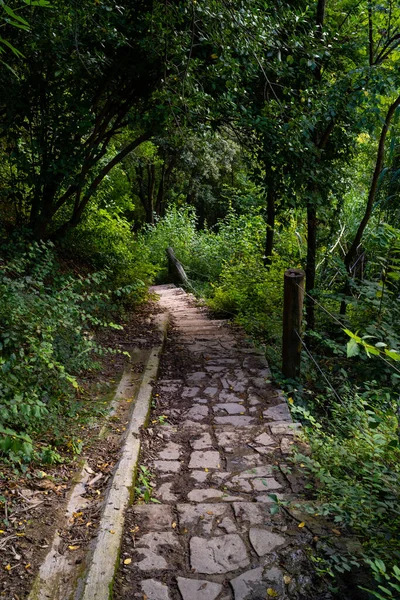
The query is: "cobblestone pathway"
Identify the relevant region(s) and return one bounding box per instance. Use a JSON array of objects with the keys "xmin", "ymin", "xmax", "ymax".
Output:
[{"xmin": 113, "ymin": 285, "xmax": 331, "ymax": 600}]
